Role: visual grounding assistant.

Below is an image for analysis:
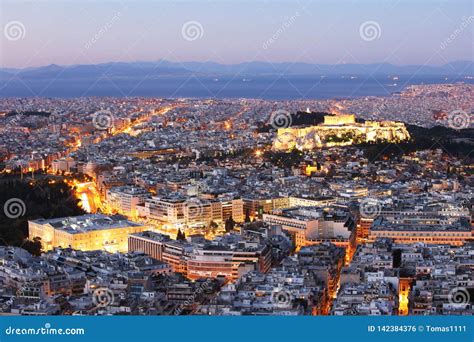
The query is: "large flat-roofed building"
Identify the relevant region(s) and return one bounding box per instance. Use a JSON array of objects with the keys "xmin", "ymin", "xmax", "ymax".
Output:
[
  {"xmin": 368, "ymin": 216, "xmax": 473, "ymax": 246},
  {"xmin": 128, "ymin": 231, "xmax": 192, "ymax": 274},
  {"xmin": 263, "ymin": 211, "xmax": 318, "ymax": 247},
  {"xmin": 289, "ymin": 196, "xmax": 336, "ymax": 208},
  {"xmin": 129, "ymin": 231, "xmax": 271, "ymax": 281},
  {"xmin": 51, "ymin": 157, "xmax": 76, "ymax": 173},
  {"xmin": 218, "ymin": 198, "xmax": 244, "ymax": 223},
  {"xmin": 263, "ymin": 206, "xmax": 355, "ymax": 249},
  {"xmin": 106, "ymin": 186, "xmax": 150, "ymax": 218},
  {"xmin": 29, "ymin": 214, "xmax": 152, "ymax": 253},
  {"xmin": 186, "ymin": 242, "xmax": 272, "ymax": 281},
  {"xmin": 143, "ymin": 196, "xmax": 187, "ymax": 226},
  {"xmin": 141, "ymin": 195, "xmax": 243, "ymax": 228},
  {"xmin": 240, "ymin": 196, "xmax": 335, "ymax": 220}
]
